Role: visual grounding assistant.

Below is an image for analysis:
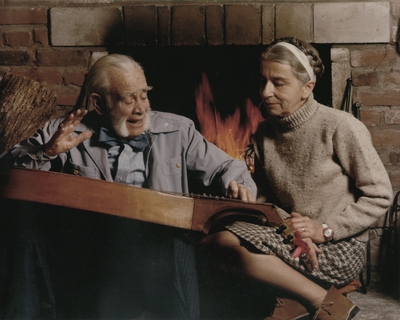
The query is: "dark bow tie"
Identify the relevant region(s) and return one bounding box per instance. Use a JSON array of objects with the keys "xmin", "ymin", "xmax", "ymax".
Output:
[{"xmin": 98, "ymin": 127, "xmax": 149, "ymax": 151}]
